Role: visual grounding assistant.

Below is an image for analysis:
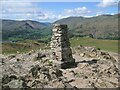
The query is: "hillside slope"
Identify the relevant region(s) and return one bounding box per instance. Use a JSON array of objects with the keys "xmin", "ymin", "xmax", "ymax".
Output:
[
  {"xmin": 2, "ymin": 14, "xmax": 119, "ymax": 41},
  {"xmin": 2, "ymin": 20, "xmax": 52, "ymax": 41},
  {"xmin": 54, "ymin": 14, "xmax": 118, "ymax": 39}
]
